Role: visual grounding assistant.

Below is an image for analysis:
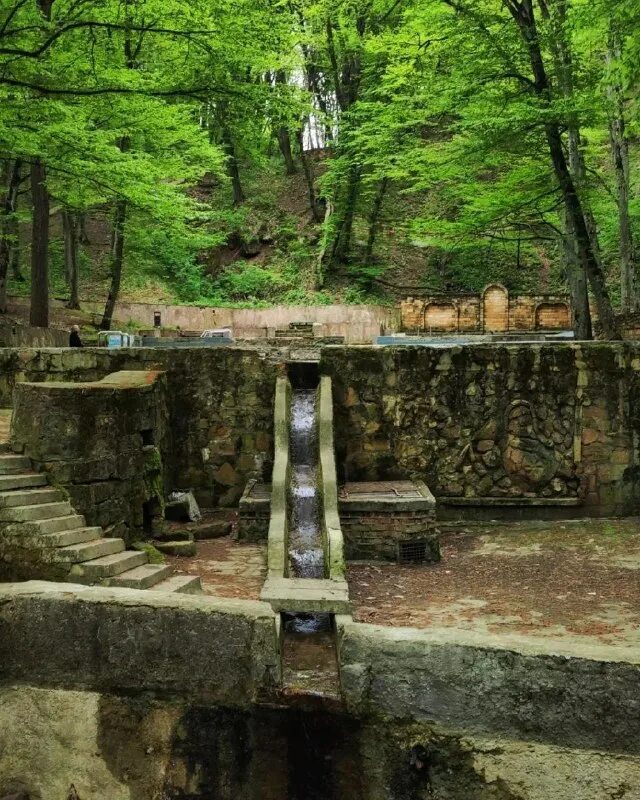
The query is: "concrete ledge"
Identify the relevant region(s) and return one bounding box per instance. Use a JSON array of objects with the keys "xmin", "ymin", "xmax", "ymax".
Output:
[
  {"xmin": 0, "ymin": 582, "xmax": 280, "ymax": 705},
  {"xmin": 339, "ymin": 480, "xmax": 436, "ymax": 513},
  {"xmin": 266, "ymin": 377, "xmax": 290, "ymax": 579},
  {"xmin": 336, "ymin": 617, "xmax": 640, "ymax": 754},
  {"xmin": 261, "ymin": 576, "xmax": 350, "ymax": 614},
  {"xmin": 439, "ymin": 496, "xmax": 582, "ymax": 507},
  {"xmin": 318, "ymin": 376, "xmax": 346, "ymax": 581}
]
